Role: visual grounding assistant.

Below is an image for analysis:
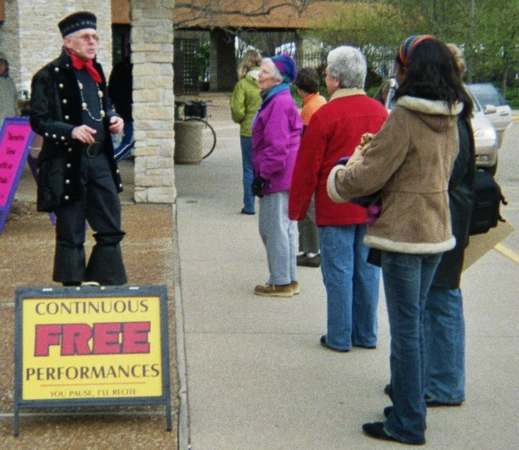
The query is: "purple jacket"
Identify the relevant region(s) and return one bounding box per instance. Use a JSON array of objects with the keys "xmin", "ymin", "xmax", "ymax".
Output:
[{"xmin": 252, "ymin": 87, "xmax": 303, "ymax": 195}]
